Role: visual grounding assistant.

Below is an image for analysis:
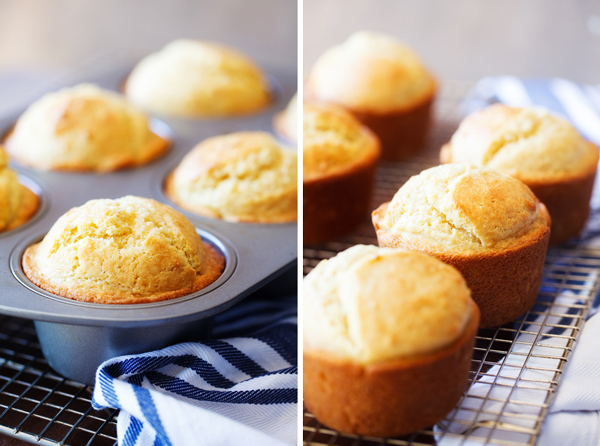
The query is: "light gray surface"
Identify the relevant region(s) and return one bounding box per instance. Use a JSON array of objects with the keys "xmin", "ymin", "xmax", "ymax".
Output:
[{"xmin": 304, "ymin": 0, "xmax": 600, "ymax": 83}]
